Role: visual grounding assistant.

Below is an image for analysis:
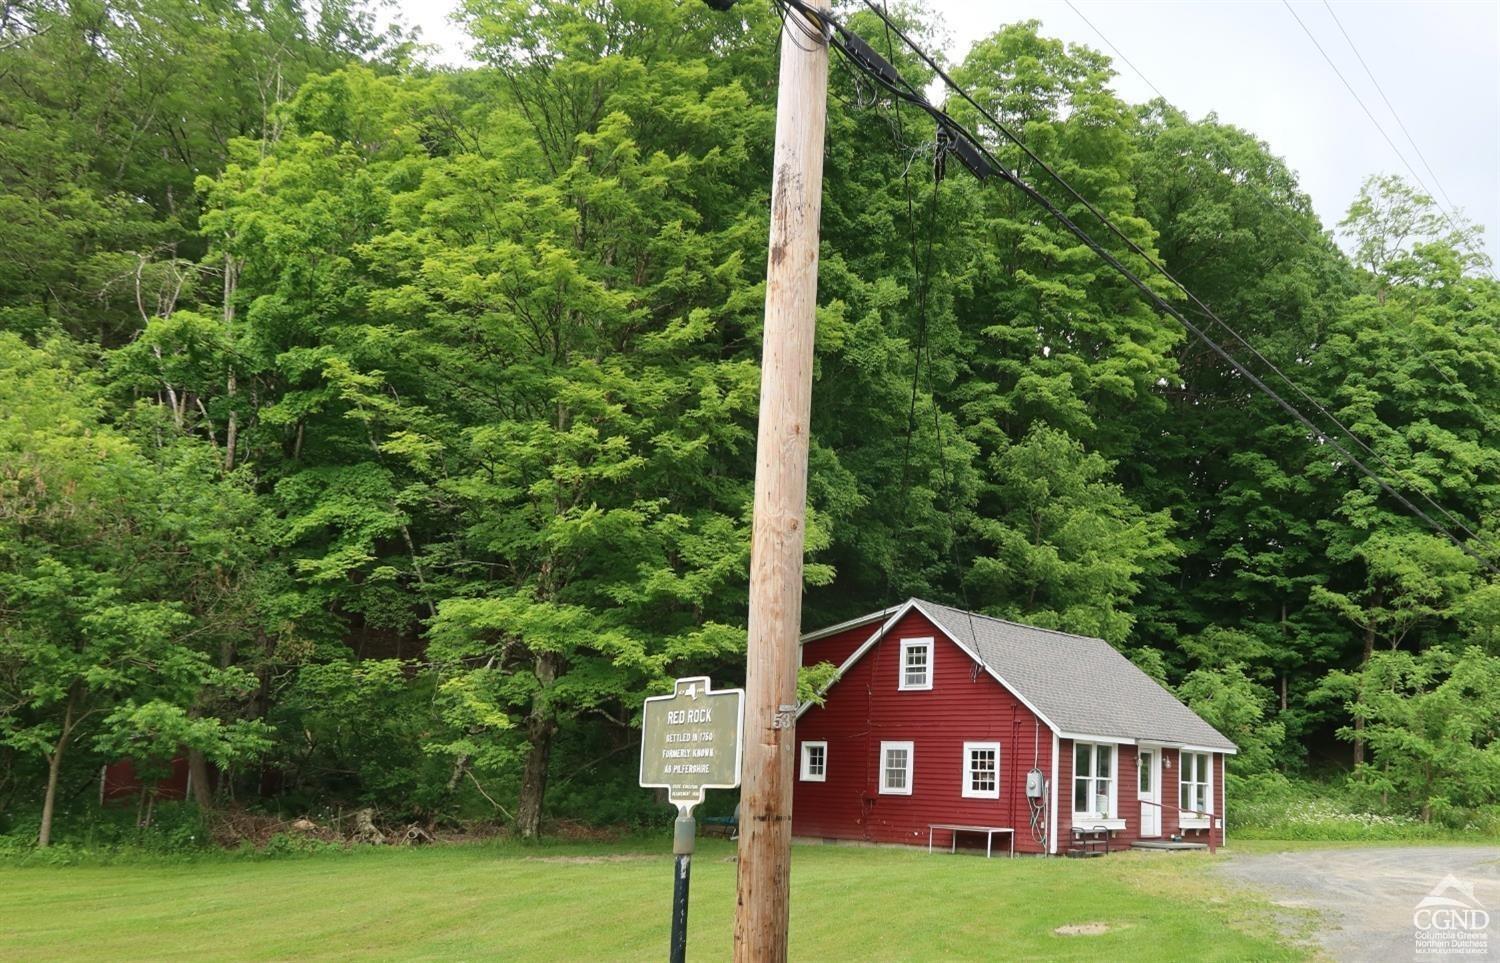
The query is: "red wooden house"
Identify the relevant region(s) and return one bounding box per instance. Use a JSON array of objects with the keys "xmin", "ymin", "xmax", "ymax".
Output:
[{"xmin": 793, "ymin": 599, "xmax": 1236, "ymax": 856}]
